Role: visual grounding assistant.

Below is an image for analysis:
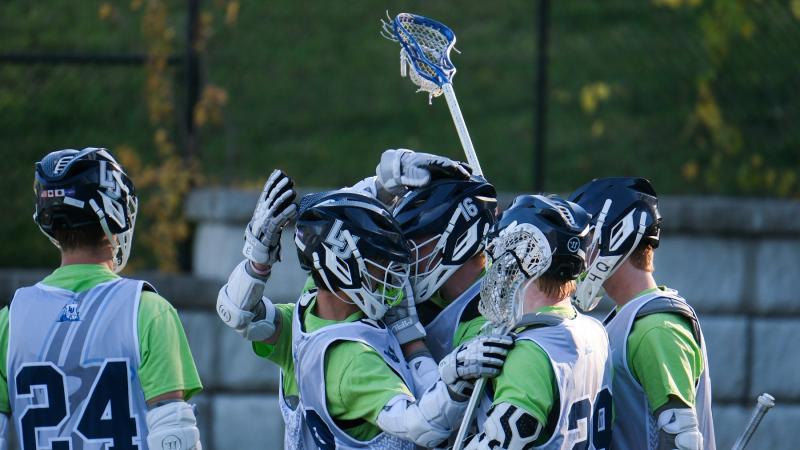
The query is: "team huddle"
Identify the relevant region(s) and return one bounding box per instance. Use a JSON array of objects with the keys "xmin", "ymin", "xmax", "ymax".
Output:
[{"xmin": 1, "ymin": 146, "xmax": 715, "ymax": 450}]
